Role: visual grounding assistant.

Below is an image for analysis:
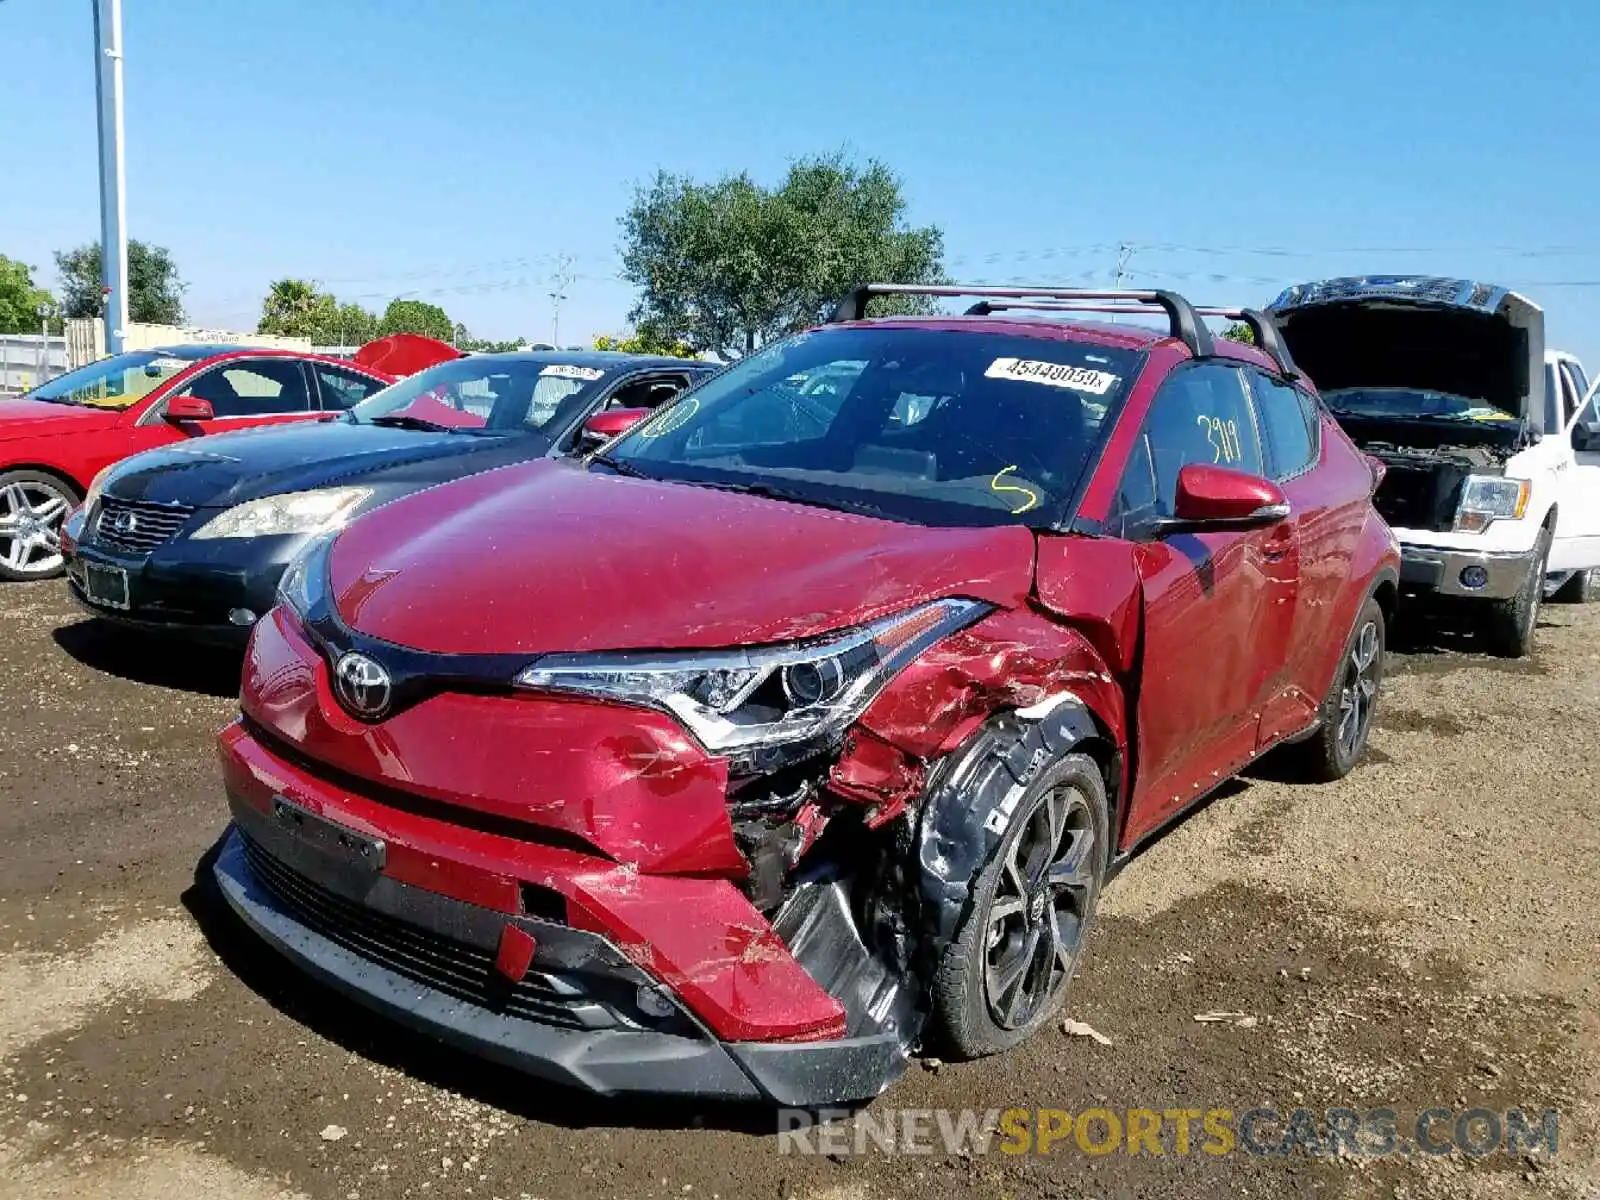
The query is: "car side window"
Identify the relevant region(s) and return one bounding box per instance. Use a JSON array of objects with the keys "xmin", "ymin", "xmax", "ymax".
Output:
[
  {"xmin": 179, "ymin": 360, "xmax": 312, "ymax": 417},
  {"xmin": 1249, "ymin": 371, "xmax": 1318, "ymax": 480},
  {"xmin": 315, "ymin": 366, "xmax": 384, "ymax": 411},
  {"xmin": 1560, "ymin": 364, "xmax": 1587, "ymax": 426},
  {"xmin": 1116, "ymin": 363, "xmax": 1263, "ymax": 521},
  {"xmin": 605, "ymin": 373, "xmax": 691, "ymax": 411}
]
